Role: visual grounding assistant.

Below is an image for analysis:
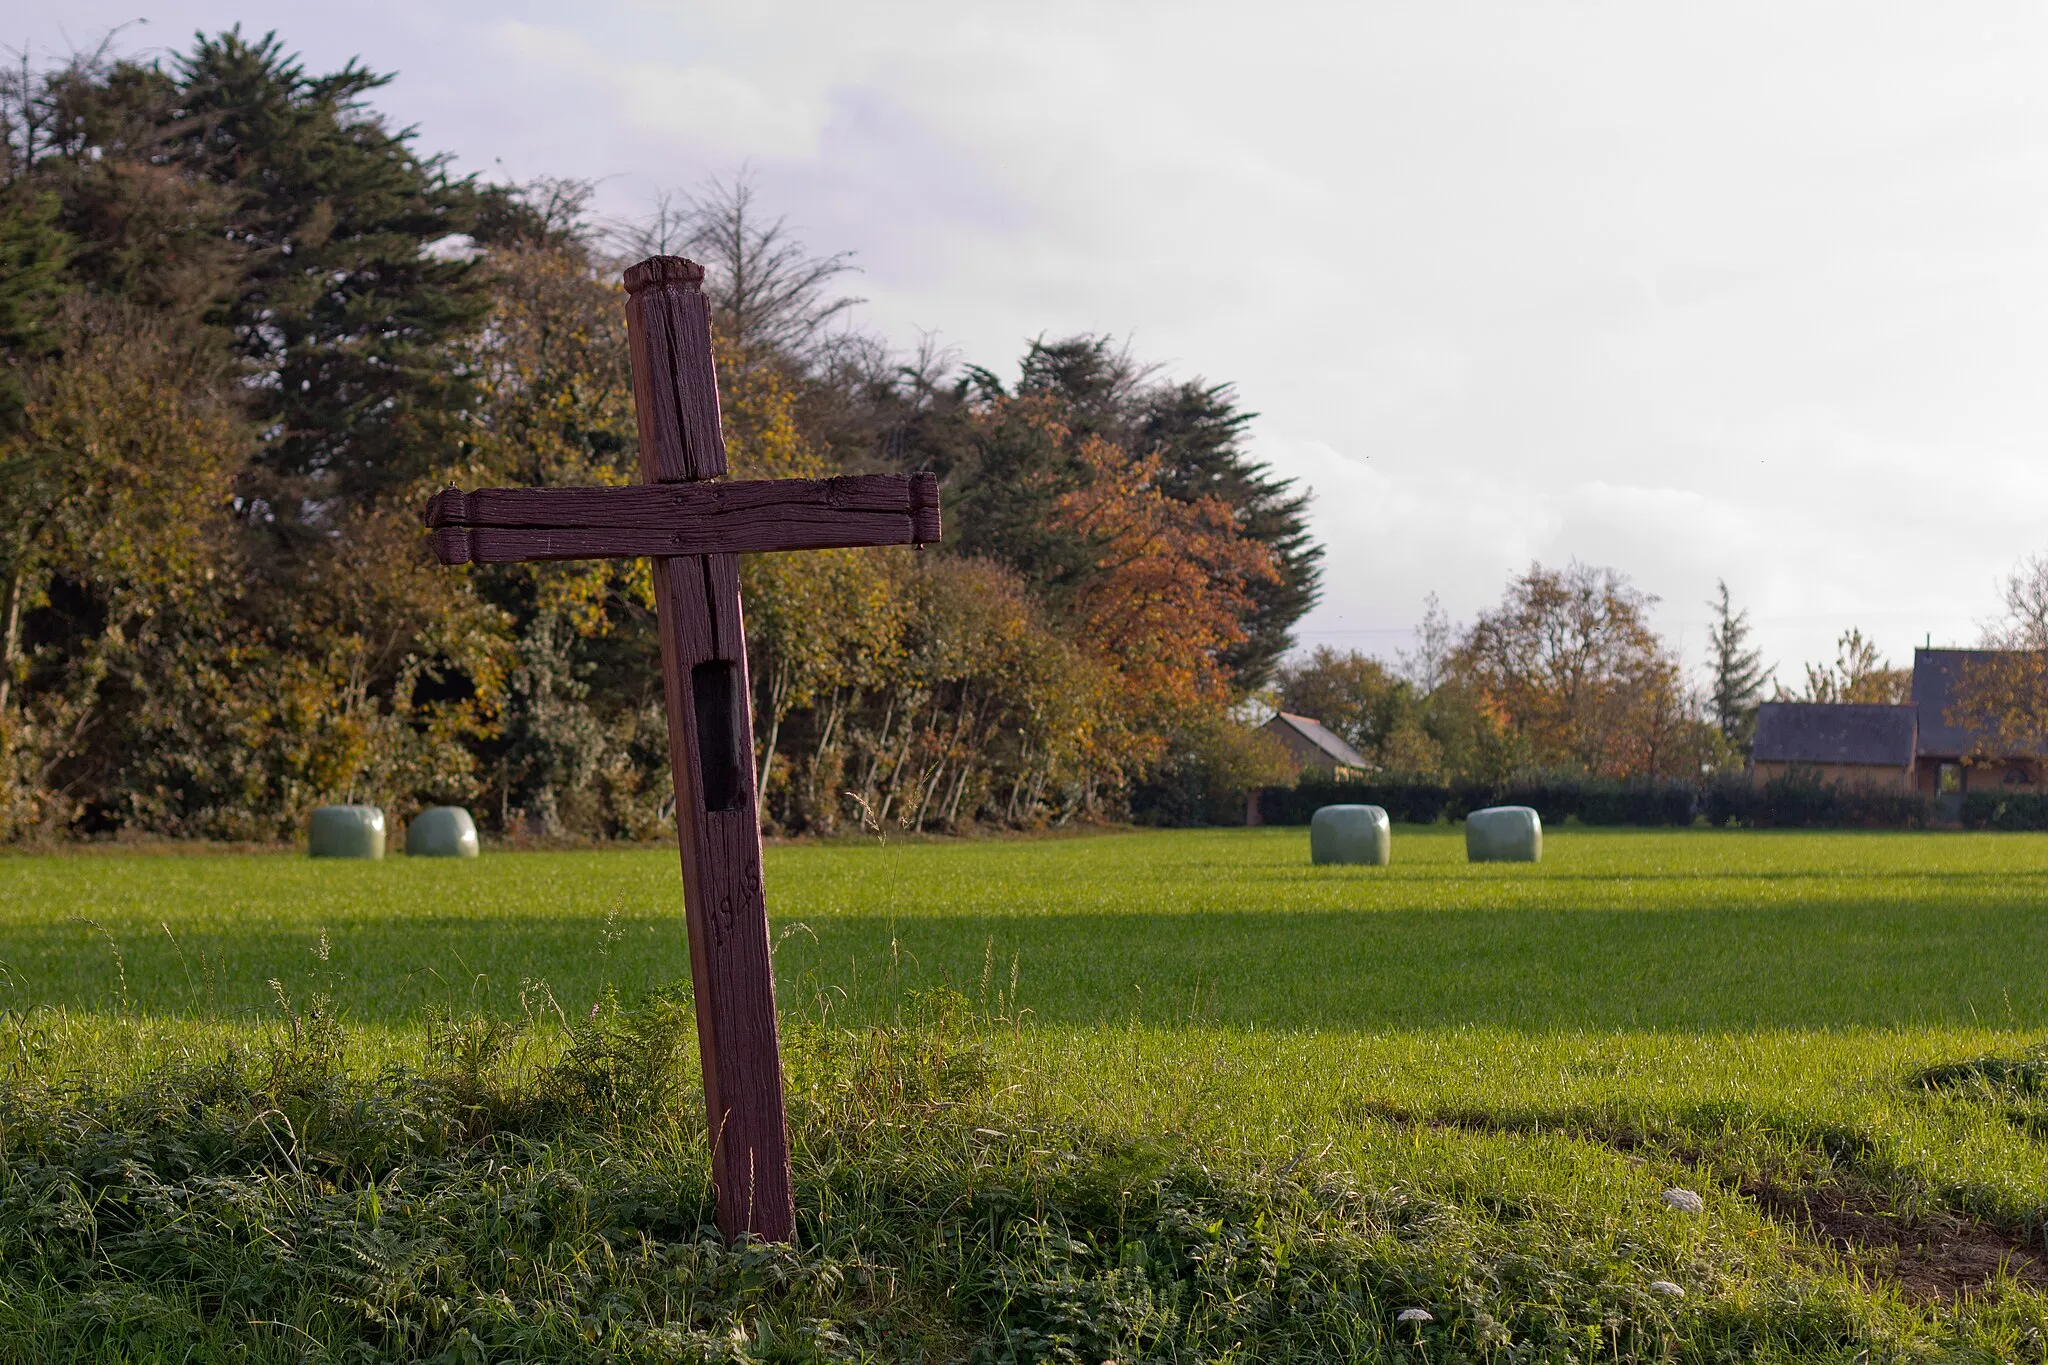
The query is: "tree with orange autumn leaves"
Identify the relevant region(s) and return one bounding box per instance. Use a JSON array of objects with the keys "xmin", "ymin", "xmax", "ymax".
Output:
[
  {"xmin": 1451, "ymin": 562, "xmax": 1715, "ymax": 780},
  {"xmin": 1049, "ymin": 430, "xmax": 1277, "ymax": 757},
  {"xmin": 736, "ymin": 359, "xmax": 1289, "ymax": 831},
  {"xmin": 1946, "ymin": 557, "xmax": 2048, "ymax": 778},
  {"xmin": 0, "ymin": 34, "xmax": 1319, "ymax": 842}
]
